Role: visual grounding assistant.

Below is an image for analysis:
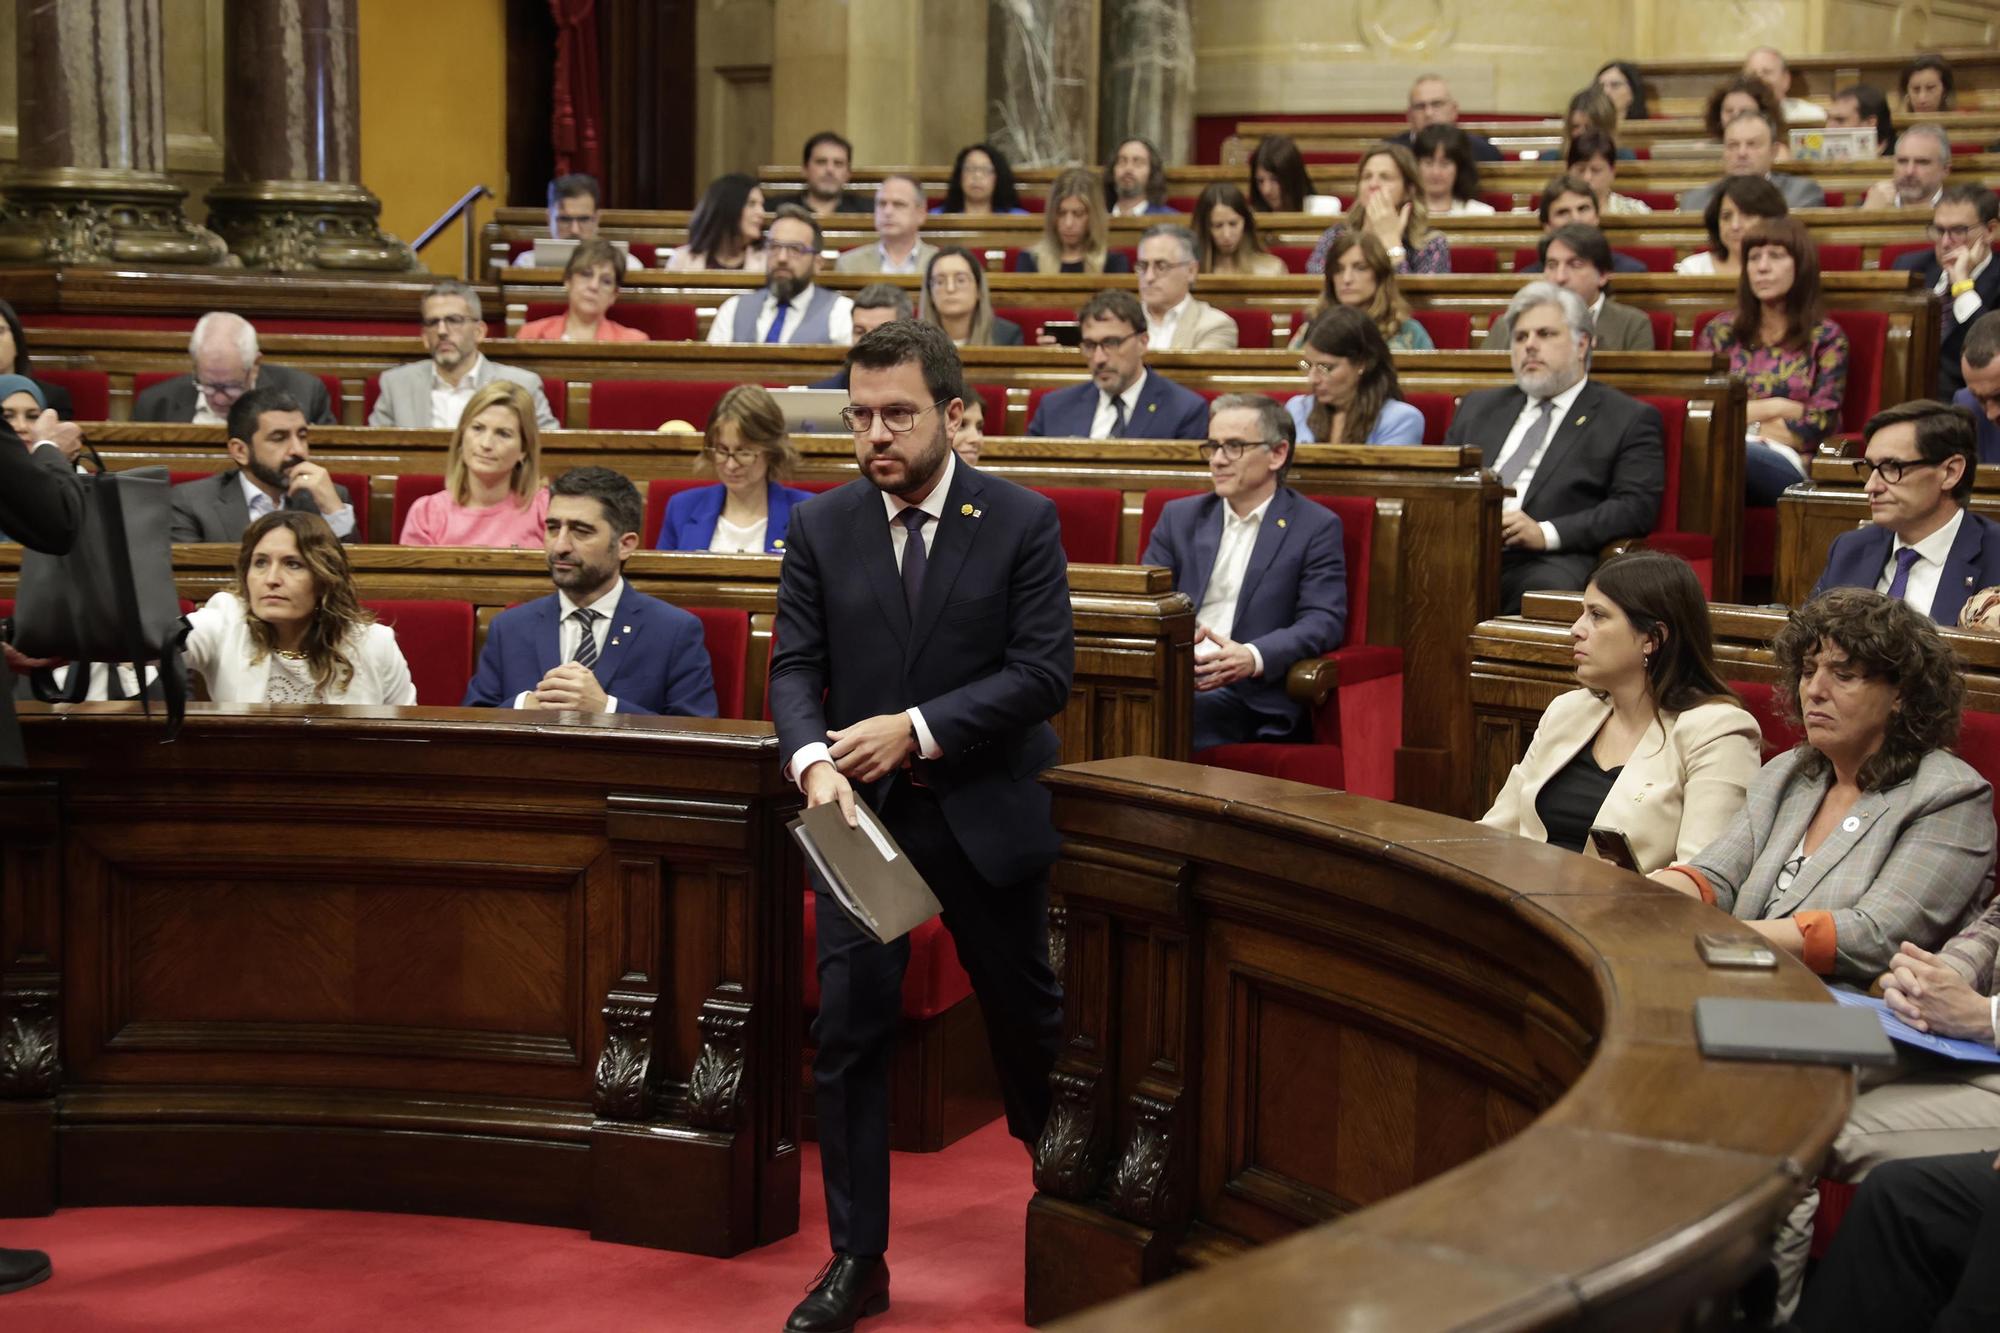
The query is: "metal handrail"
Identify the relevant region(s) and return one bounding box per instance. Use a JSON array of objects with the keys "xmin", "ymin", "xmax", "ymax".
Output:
[{"xmin": 413, "ymin": 185, "xmax": 494, "ymax": 278}]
